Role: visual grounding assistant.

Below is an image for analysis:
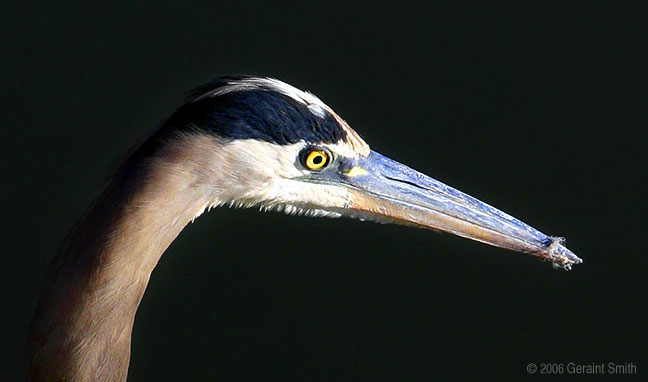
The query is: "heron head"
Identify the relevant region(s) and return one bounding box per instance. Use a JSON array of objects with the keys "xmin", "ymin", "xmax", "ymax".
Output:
[{"xmin": 163, "ymin": 75, "xmax": 581, "ymax": 269}]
